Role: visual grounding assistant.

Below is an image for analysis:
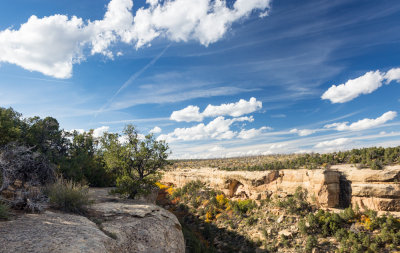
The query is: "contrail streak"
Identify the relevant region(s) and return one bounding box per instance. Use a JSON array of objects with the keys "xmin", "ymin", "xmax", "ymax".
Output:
[{"xmin": 96, "ymin": 44, "xmax": 171, "ymax": 116}]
